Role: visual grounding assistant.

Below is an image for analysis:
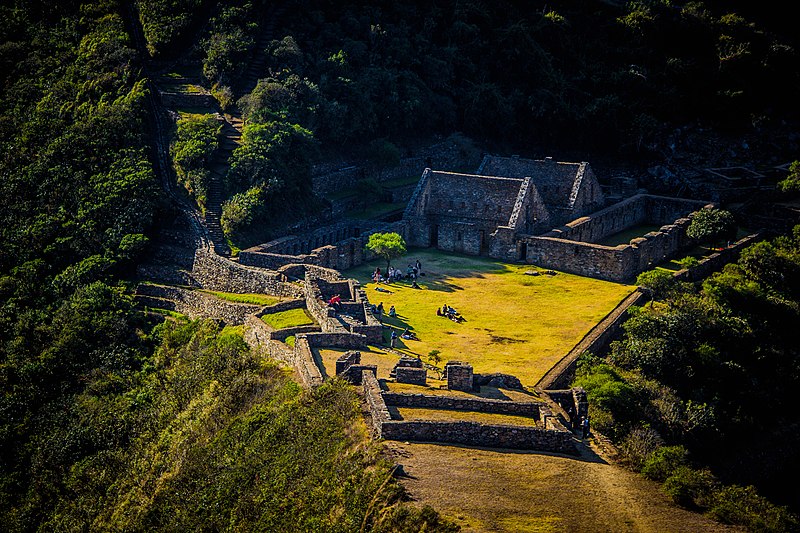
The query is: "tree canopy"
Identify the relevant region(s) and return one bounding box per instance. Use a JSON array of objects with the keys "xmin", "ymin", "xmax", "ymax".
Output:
[{"xmin": 365, "ymin": 232, "xmax": 407, "ymax": 270}]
